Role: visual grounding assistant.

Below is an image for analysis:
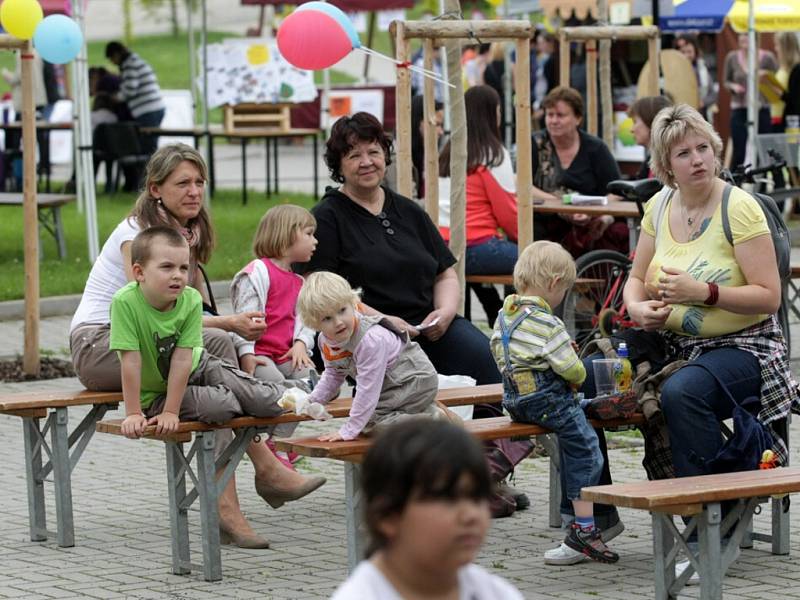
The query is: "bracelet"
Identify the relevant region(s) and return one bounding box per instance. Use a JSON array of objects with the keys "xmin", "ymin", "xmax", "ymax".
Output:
[{"xmin": 704, "ymin": 282, "xmax": 719, "ymax": 306}]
